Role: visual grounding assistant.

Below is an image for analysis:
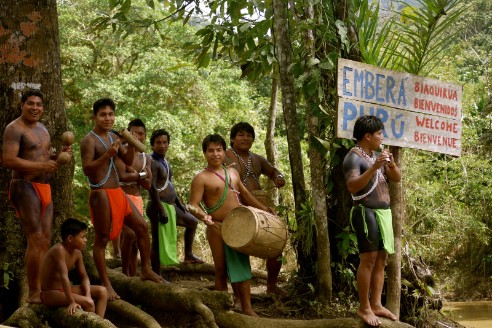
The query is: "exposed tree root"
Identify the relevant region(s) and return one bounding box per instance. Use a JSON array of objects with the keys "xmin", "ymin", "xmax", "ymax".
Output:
[
  {"xmin": 105, "ymin": 259, "xmax": 283, "ymax": 282},
  {"xmin": 2, "ymin": 306, "xmax": 45, "ymax": 328},
  {"xmin": 214, "ymin": 310, "xmax": 415, "ymax": 328},
  {"xmin": 107, "ymin": 299, "xmax": 160, "ymax": 328},
  {"xmin": 107, "ymin": 269, "xmax": 230, "ymax": 327},
  {"xmin": 4, "ymin": 304, "xmax": 116, "ymax": 328}
]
